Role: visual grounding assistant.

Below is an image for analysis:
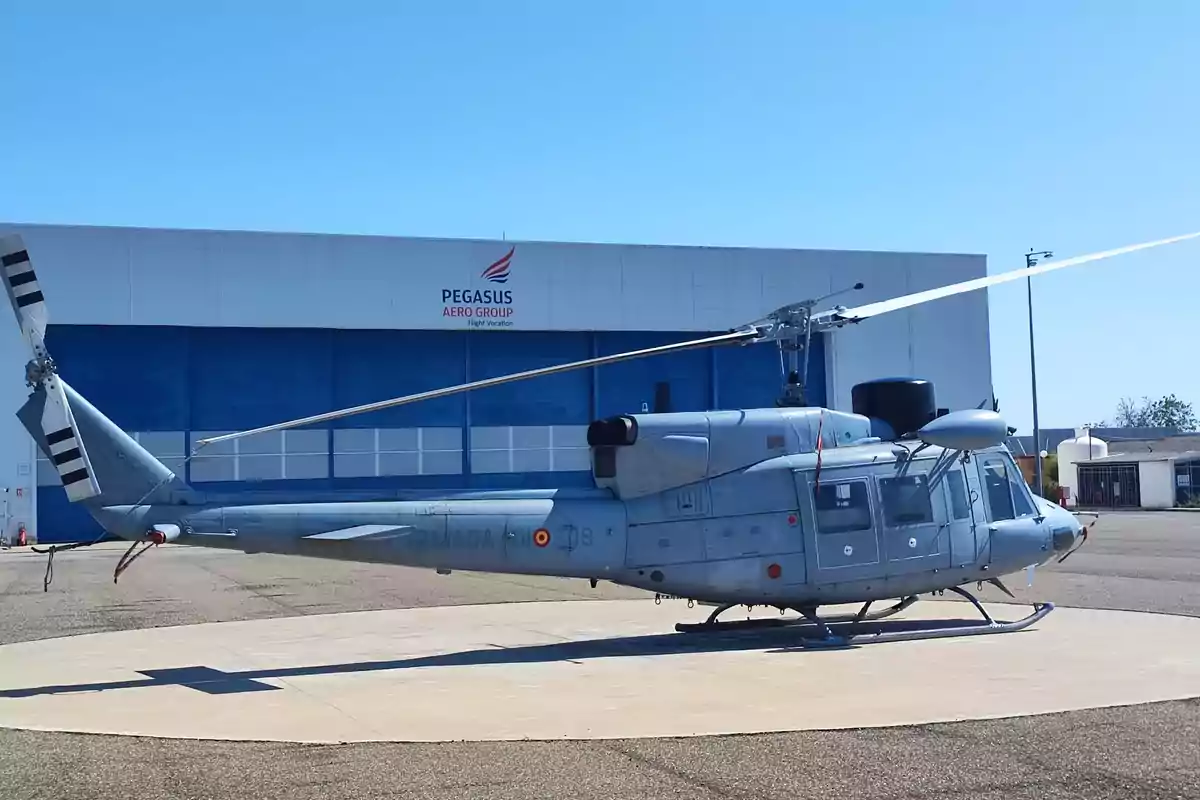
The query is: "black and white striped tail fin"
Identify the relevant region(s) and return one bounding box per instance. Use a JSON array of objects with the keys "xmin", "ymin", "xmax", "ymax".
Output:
[{"xmin": 40, "ymin": 374, "xmax": 102, "ymax": 502}]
